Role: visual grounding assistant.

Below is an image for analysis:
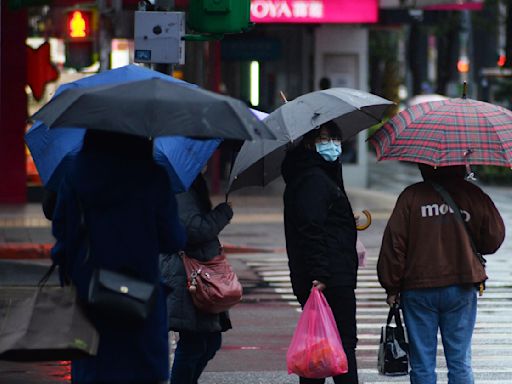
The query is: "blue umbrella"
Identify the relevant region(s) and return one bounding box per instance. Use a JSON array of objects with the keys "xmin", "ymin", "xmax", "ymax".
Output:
[{"xmin": 25, "ymin": 64, "xmax": 221, "ymax": 193}]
